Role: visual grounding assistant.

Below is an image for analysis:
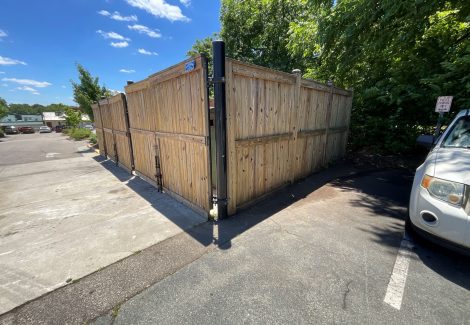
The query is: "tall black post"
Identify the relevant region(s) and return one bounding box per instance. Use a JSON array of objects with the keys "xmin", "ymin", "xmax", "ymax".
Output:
[{"xmin": 213, "ymin": 40, "xmax": 228, "ymax": 219}]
